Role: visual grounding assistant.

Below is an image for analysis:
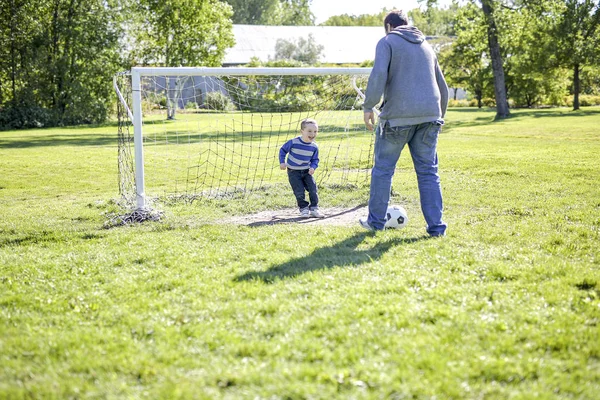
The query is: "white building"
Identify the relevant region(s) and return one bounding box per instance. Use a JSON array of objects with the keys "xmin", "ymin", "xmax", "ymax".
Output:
[
  {"xmin": 223, "ymin": 24, "xmax": 386, "ymax": 65},
  {"xmin": 222, "ymin": 25, "xmax": 465, "ymax": 99}
]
